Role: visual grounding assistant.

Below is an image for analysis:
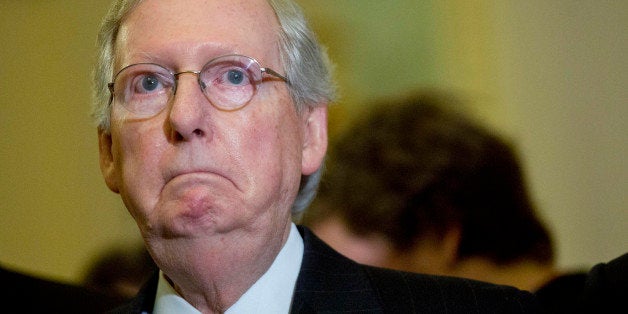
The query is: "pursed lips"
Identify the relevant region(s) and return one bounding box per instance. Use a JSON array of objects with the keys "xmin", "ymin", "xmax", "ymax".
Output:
[{"xmin": 163, "ymin": 167, "xmax": 239, "ymax": 192}]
